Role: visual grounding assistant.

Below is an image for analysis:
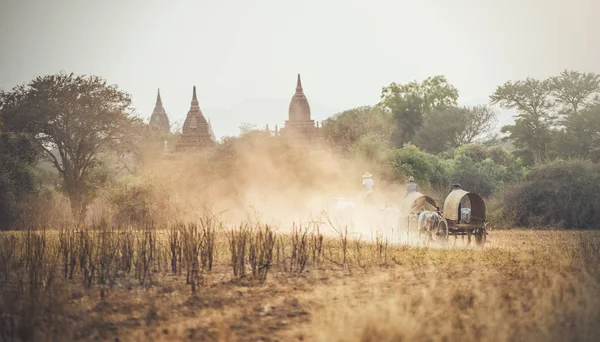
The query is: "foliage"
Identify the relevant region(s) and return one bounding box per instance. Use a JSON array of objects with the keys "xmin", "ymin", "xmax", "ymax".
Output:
[
  {"xmin": 0, "ymin": 133, "xmax": 38, "ymax": 229},
  {"xmin": 504, "ymin": 160, "xmax": 600, "ymax": 228},
  {"xmin": 108, "ymin": 181, "xmax": 172, "ymax": 225},
  {"xmin": 492, "ymin": 70, "xmax": 600, "ymax": 165},
  {"xmin": 551, "ymin": 104, "xmax": 600, "ymax": 162},
  {"xmin": 0, "ymin": 72, "xmax": 146, "ymax": 220},
  {"xmin": 413, "ymin": 105, "xmax": 497, "ymax": 154},
  {"xmin": 449, "ymin": 144, "xmax": 524, "ymax": 197},
  {"xmin": 380, "ymin": 75, "xmax": 459, "ymax": 145},
  {"xmin": 548, "ymin": 70, "xmax": 600, "ymax": 114},
  {"xmin": 388, "ymin": 143, "xmax": 450, "ymax": 190},
  {"xmin": 349, "ymin": 133, "xmax": 393, "ymax": 163},
  {"xmin": 320, "ymin": 106, "xmax": 393, "ymax": 152},
  {"xmin": 491, "ymin": 78, "xmax": 555, "ymax": 164}
]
